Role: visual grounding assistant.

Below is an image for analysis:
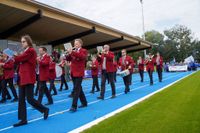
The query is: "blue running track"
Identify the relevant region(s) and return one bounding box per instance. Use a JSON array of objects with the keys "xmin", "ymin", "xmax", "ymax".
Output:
[{"xmin": 0, "ymin": 71, "xmax": 195, "ymax": 133}]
